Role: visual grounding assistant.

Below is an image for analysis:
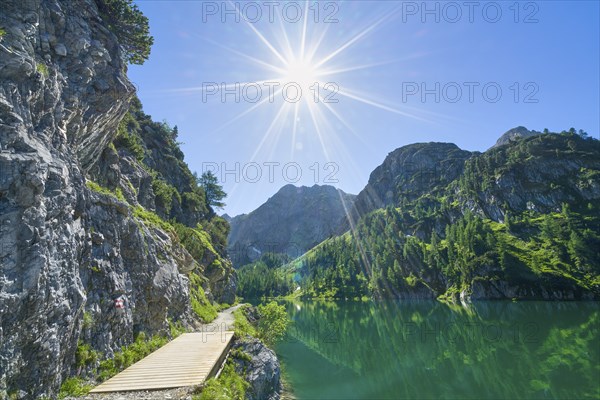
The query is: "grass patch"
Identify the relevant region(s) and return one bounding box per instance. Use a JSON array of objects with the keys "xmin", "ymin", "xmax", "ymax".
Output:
[
  {"xmin": 132, "ymin": 205, "xmax": 175, "ymax": 233},
  {"xmin": 94, "ymin": 321, "xmax": 185, "ymax": 382},
  {"xmin": 98, "ymin": 332, "xmax": 167, "ymax": 382},
  {"xmin": 190, "ymin": 272, "xmax": 218, "ymax": 323},
  {"xmin": 86, "ymin": 180, "xmax": 126, "ymax": 202},
  {"xmin": 36, "ymin": 62, "xmax": 49, "ymax": 77},
  {"xmin": 233, "ymin": 306, "xmax": 257, "ymax": 338},
  {"xmin": 195, "ymin": 363, "xmax": 248, "ymax": 400},
  {"xmin": 58, "ymin": 377, "xmax": 93, "ymax": 398}
]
